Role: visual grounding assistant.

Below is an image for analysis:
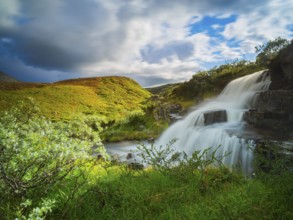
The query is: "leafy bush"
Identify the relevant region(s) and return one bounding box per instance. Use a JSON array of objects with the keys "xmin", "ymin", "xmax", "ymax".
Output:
[
  {"xmin": 137, "ymin": 140, "xmax": 230, "ymax": 177},
  {"xmin": 137, "ymin": 139, "xmax": 178, "ymax": 174},
  {"xmin": 172, "ymin": 60, "xmax": 262, "ymax": 100},
  {"xmin": 255, "ymin": 37, "xmax": 290, "ymax": 67},
  {"xmin": 0, "ymin": 99, "xmax": 106, "ymax": 218}
]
